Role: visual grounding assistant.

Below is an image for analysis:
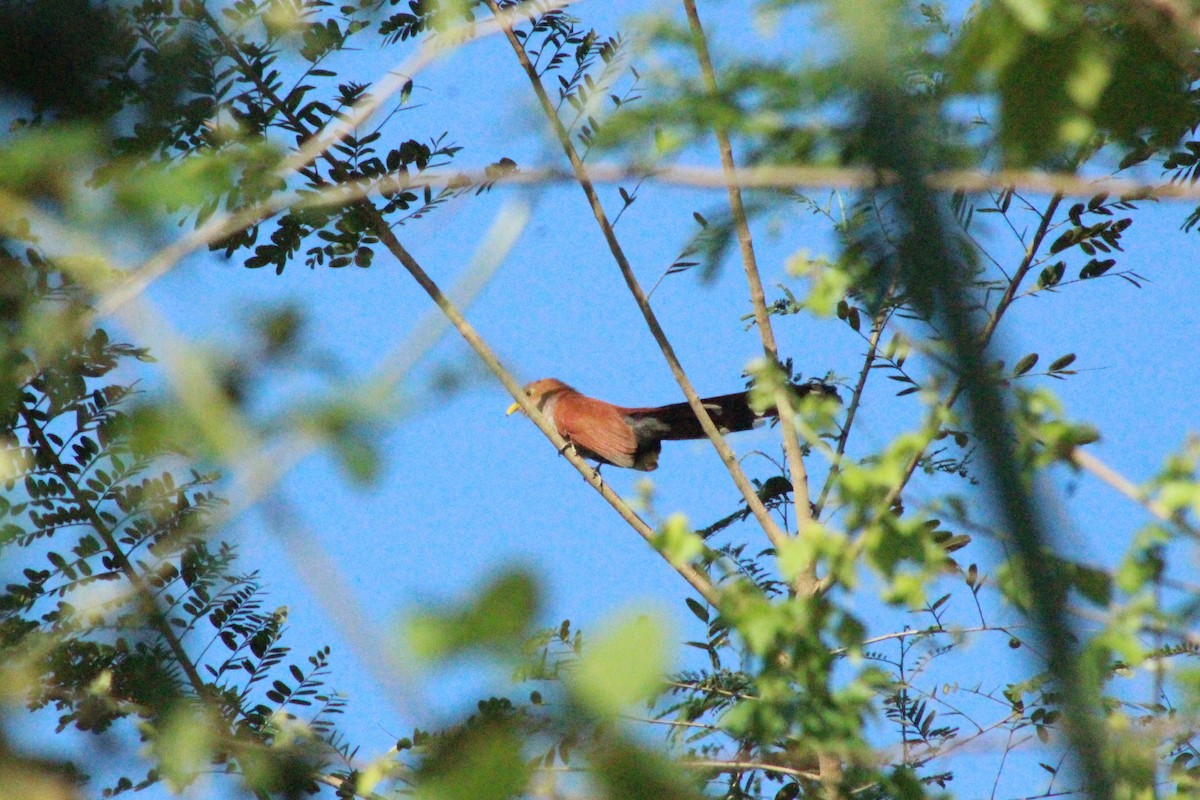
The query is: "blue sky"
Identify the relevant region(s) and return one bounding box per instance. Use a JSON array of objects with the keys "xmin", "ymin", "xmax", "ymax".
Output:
[{"xmin": 21, "ymin": 0, "xmax": 1200, "ymax": 797}]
